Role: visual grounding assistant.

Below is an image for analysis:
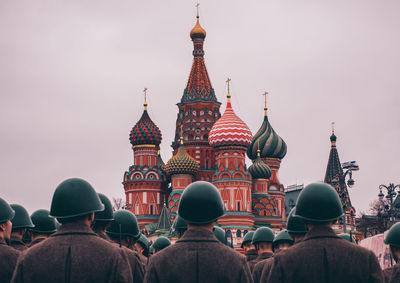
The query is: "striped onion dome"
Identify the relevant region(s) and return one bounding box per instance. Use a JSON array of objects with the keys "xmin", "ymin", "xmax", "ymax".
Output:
[
  {"xmin": 208, "ymin": 98, "xmax": 252, "ymax": 148},
  {"xmin": 247, "ymin": 115, "xmax": 287, "ymax": 160},
  {"xmin": 129, "ymin": 108, "xmax": 162, "ymax": 146},
  {"xmin": 248, "ymin": 150, "xmax": 272, "ymax": 180},
  {"xmin": 164, "ymin": 140, "xmax": 198, "ymax": 176}
]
